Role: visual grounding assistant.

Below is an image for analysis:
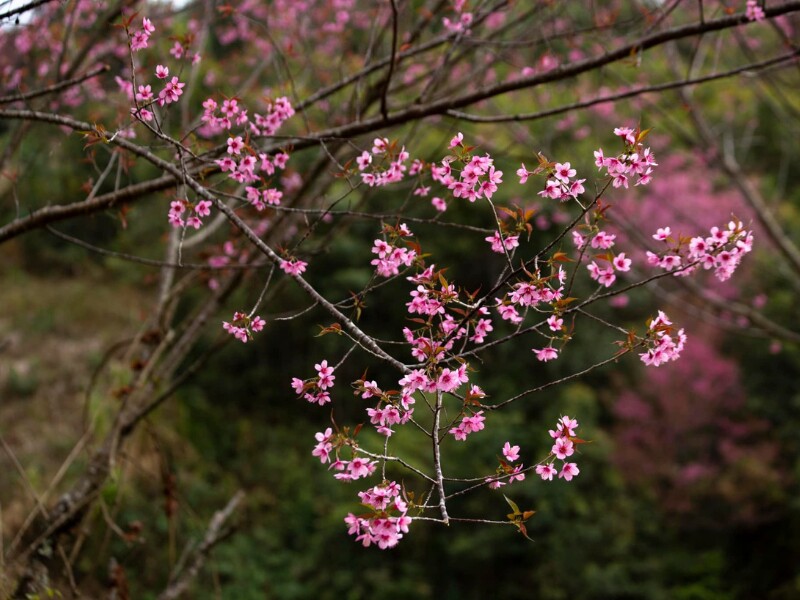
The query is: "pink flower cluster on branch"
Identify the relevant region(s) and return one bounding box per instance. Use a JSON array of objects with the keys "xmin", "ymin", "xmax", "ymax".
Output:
[
  {"xmin": 276, "ymin": 124, "xmax": 752, "ymax": 551},
  {"xmin": 130, "ymin": 17, "xmax": 155, "ymax": 52},
  {"xmin": 371, "ymin": 223, "xmax": 417, "ymax": 277},
  {"xmin": 645, "ymin": 220, "xmax": 754, "ymax": 282},
  {"xmin": 485, "ymin": 441, "xmax": 526, "ymax": 489},
  {"xmin": 292, "ymin": 359, "xmax": 336, "ymax": 405},
  {"xmin": 433, "ymin": 134, "xmax": 503, "ymax": 202},
  {"xmin": 593, "ymin": 126, "xmax": 658, "ymax": 189},
  {"xmin": 345, "ymin": 482, "xmax": 411, "ymax": 549},
  {"xmin": 222, "ymin": 312, "xmax": 265, "ymax": 343},
  {"xmin": 638, "ymin": 311, "xmax": 687, "ymax": 367},
  {"xmin": 535, "ymin": 416, "xmax": 582, "ymax": 482},
  {"xmin": 168, "ymin": 199, "xmax": 212, "ymax": 229},
  {"xmin": 357, "ymin": 138, "xmax": 414, "ymax": 188}
]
